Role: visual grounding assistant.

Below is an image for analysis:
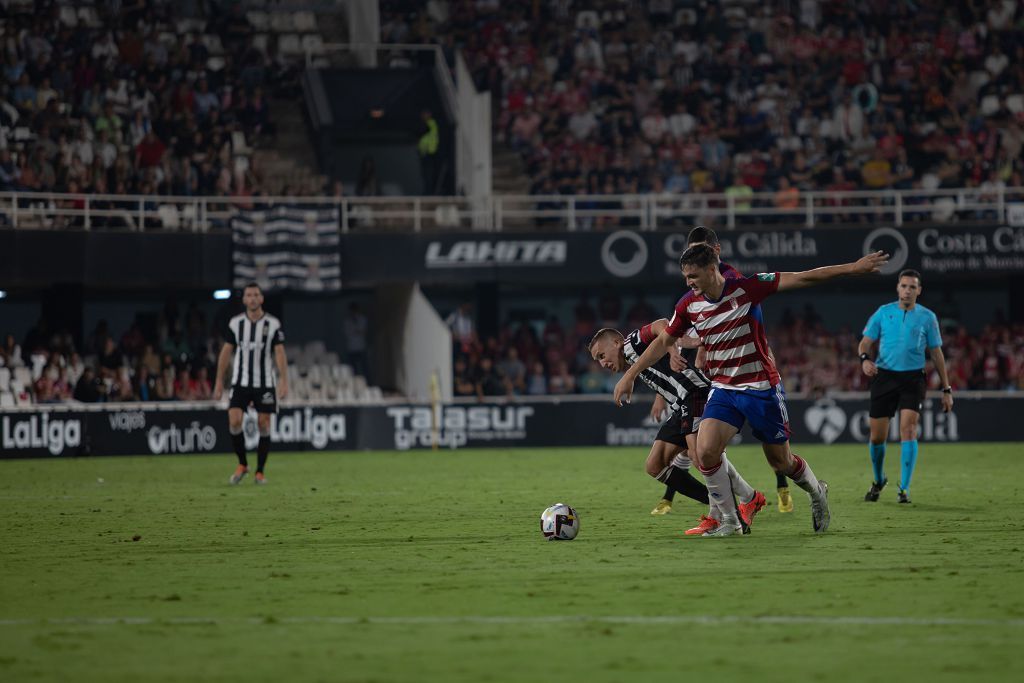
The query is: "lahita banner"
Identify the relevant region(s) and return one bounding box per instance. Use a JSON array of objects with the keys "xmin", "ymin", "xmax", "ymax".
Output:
[{"xmin": 232, "ymin": 206, "xmax": 341, "ymax": 292}]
